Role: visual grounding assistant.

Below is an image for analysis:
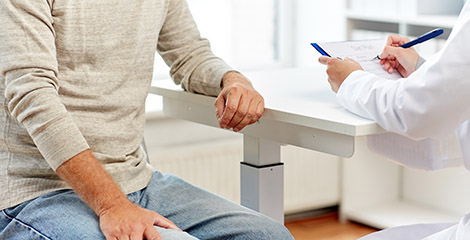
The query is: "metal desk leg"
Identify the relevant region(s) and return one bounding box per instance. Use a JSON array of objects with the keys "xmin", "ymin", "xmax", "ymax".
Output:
[{"xmin": 241, "ymin": 135, "xmax": 284, "ymax": 223}]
